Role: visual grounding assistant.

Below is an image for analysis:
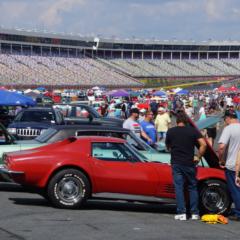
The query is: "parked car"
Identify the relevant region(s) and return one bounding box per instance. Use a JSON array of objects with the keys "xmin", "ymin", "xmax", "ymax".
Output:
[
  {"xmin": 53, "ymin": 103, "xmax": 123, "ymax": 127},
  {"xmin": 0, "ymin": 136, "xmax": 230, "ymax": 214},
  {"xmin": 7, "ymin": 107, "xmax": 65, "ymax": 140},
  {"xmin": 0, "ymin": 116, "xmax": 221, "ymax": 166},
  {"xmin": 0, "ymin": 124, "xmax": 161, "ymax": 164}
]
